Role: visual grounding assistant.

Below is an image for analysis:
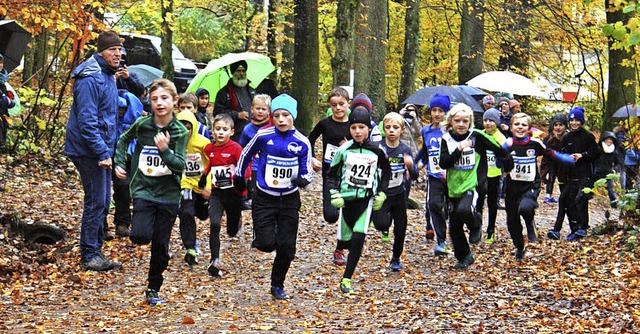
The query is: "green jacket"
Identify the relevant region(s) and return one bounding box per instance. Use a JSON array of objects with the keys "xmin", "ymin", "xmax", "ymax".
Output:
[{"xmin": 115, "ymin": 113, "xmax": 189, "ymax": 204}]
